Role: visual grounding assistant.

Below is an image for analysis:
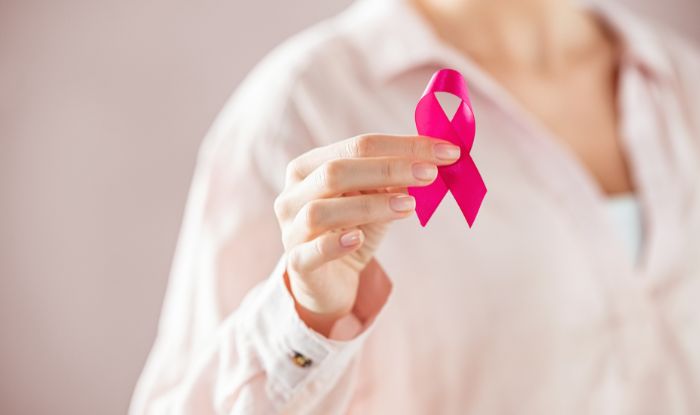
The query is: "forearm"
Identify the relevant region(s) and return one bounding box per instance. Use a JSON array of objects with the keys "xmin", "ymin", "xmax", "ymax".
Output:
[{"xmin": 130, "ymin": 255, "xmax": 384, "ymax": 415}]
